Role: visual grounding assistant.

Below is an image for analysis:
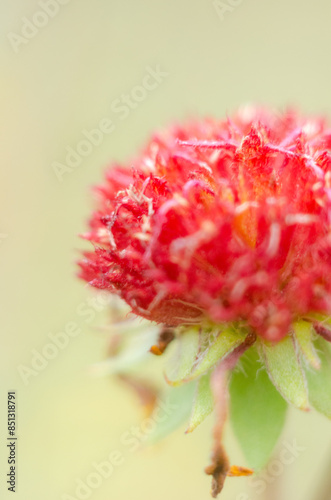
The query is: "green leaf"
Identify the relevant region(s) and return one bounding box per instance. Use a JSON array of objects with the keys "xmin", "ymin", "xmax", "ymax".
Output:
[
  {"xmin": 293, "ymin": 320, "xmax": 320, "ymax": 369},
  {"xmin": 306, "ymin": 338, "xmax": 331, "ymax": 419},
  {"xmin": 186, "ymin": 372, "xmax": 214, "ymax": 433},
  {"xmin": 230, "ymin": 347, "xmax": 288, "ymax": 471},
  {"xmin": 146, "ymin": 382, "xmax": 196, "ymax": 444},
  {"xmin": 260, "ymin": 335, "xmax": 309, "ymax": 410},
  {"xmin": 165, "ymin": 328, "xmax": 200, "ymax": 386}
]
